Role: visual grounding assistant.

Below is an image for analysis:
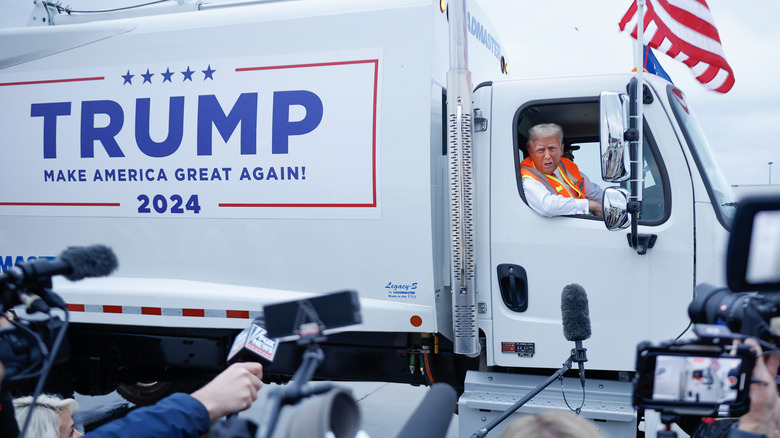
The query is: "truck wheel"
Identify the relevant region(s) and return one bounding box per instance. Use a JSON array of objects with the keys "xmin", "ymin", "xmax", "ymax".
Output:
[{"xmin": 117, "ymin": 381, "xmax": 203, "ymax": 406}]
